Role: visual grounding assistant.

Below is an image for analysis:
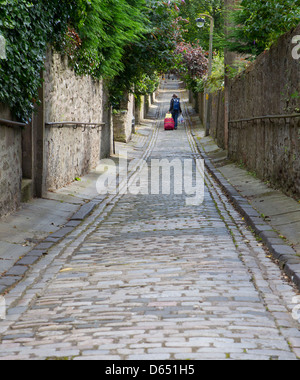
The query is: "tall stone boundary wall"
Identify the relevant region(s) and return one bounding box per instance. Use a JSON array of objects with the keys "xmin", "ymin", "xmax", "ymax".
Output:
[
  {"xmin": 189, "ymin": 89, "xmax": 225, "ymax": 149},
  {"xmin": 210, "ymin": 89, "xmax": 225, "ymax": 150},
  {"xmin": 44, "ymin": 48, "xmax": 111, "ymax": 190},
  {"xmin": 0, "ymin": 105, "xmax": 22, "ymax": 217},
  {"xmin": 189, "ymin": 91, "xmax": 205, "ymax": 126},
  {"xmin": 199, "ymin": 24, "xmax": 300, "ymax": 198},
  {"xmin": 228, "ymin": 24, "xmax": 300, "ymax": 198}
]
